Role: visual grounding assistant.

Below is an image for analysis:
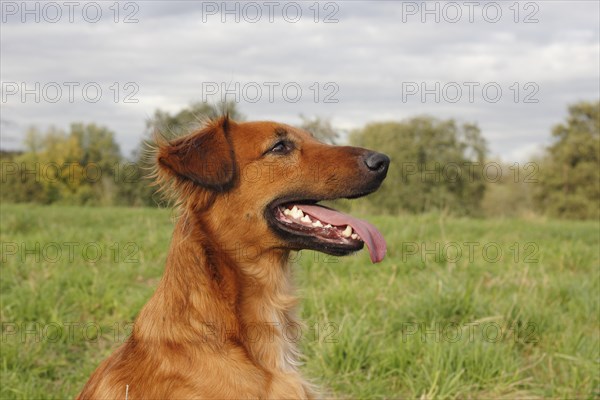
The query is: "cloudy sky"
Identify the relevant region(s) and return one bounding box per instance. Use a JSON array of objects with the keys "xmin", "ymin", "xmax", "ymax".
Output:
[{"xmin": 1, "ymin": 0, "xmax": 598, "ymax": 160}]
